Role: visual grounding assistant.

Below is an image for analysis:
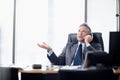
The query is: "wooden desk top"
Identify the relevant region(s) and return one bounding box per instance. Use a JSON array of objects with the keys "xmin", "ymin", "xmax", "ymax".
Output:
[
  {"xmin": 19, "ymin": 68, "xmax": 120, "ymax": 74},
  {"xmin": 19, "ymin": 69, "xmax": 59, "ymax": 74},
  {"xmin": 19, "ymin": 68, "xmax": 88, "ymax": 74}
]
